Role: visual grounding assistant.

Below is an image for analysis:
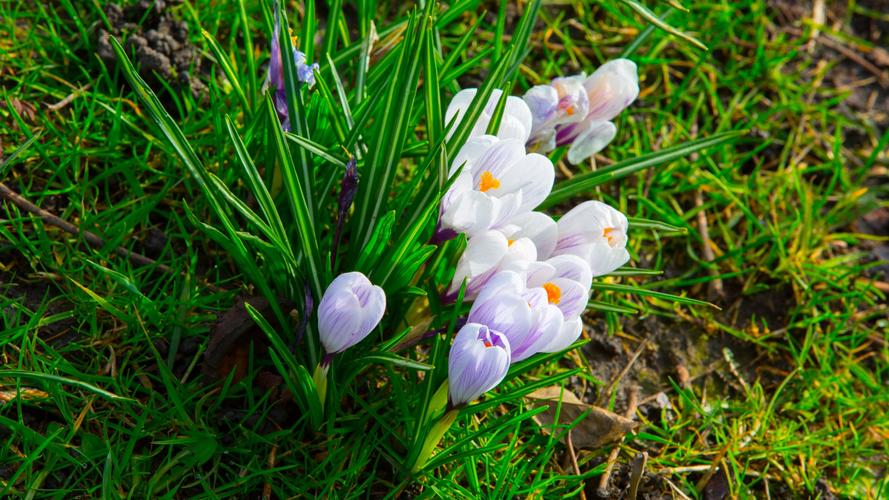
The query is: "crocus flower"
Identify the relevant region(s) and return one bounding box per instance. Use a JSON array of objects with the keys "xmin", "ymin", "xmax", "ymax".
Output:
[
  {"xmin": 445, "ymin": 231, "xmax": 537, "ymax": 302},
  {"xmin": 549, "ymin": 200, "xmax": 630, "ymax": 276},
  {"xmin": 437, "ymin": 135, "xmax": 555, "ymax": 239},
  {"xmin": 524, "ymin": 76, "xmax": 589, "ymax": 152},
  {"xmin": 448, "ymin": 323, "xmax": 511, "ymax": 406},
  {"xmin": 523, "ymin": 59, "xmax": 638, "ymax": 164},
  {"xmin": 317, "ymin": 272, "xmax": 386, "ymax": 359},
  {"xmin": 445, "ymin": 89, "xmax": 533, "ymax": 143},
  {"xmin": 525, "ymin": 254, "xmax": 592, "ymax": 353},
  {"xmin": 467, "ymin": 271, "xmax": 561, "ymax": 362},
  {"xmin": 267, "ymin": 4, "xmax": 319, "ymax": 130}
]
